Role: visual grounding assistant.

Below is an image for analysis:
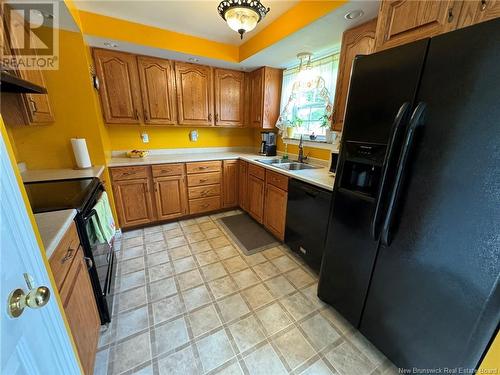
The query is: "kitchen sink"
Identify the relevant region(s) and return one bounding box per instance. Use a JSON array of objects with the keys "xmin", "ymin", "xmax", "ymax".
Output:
[
  {"xmin": 256, "ymin": 158, "xmax": 287, "ymax": 165},
  {"xmin": 274, "ymin": 162, "xmax": 320, "ymax": 171}
]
